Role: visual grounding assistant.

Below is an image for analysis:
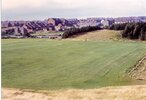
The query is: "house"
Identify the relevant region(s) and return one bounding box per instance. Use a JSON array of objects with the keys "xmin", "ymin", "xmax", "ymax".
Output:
[
  {"xmin": 47, "ymin": 18, "xmax": 66, "ymax": 31},
  {"xmin": 77, "ymin": 18, "xmax": 100, "ymax": 28},
  {"xmin": 101, "ymin": 19, "xmax": 110, "ymax": 27},
  {"xmin": 48, "ymin": 18, "xmax": 56, "ymax": 26},
  {"xmin": 47, "ymin": 23, "xmax": 55, "ymax": 31},
  {"xmin": 55, "ymin": 24, "xmax": 63, "ymax": 31}
]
